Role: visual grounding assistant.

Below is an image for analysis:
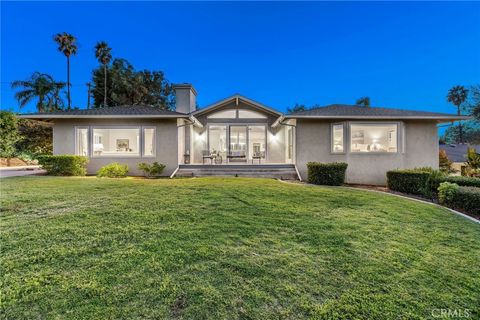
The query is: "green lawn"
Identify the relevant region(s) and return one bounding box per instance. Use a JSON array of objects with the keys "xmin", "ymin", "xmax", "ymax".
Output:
[{"xmin": 1, "ymin": 177, "xmax": 479, "ymax": 319}]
